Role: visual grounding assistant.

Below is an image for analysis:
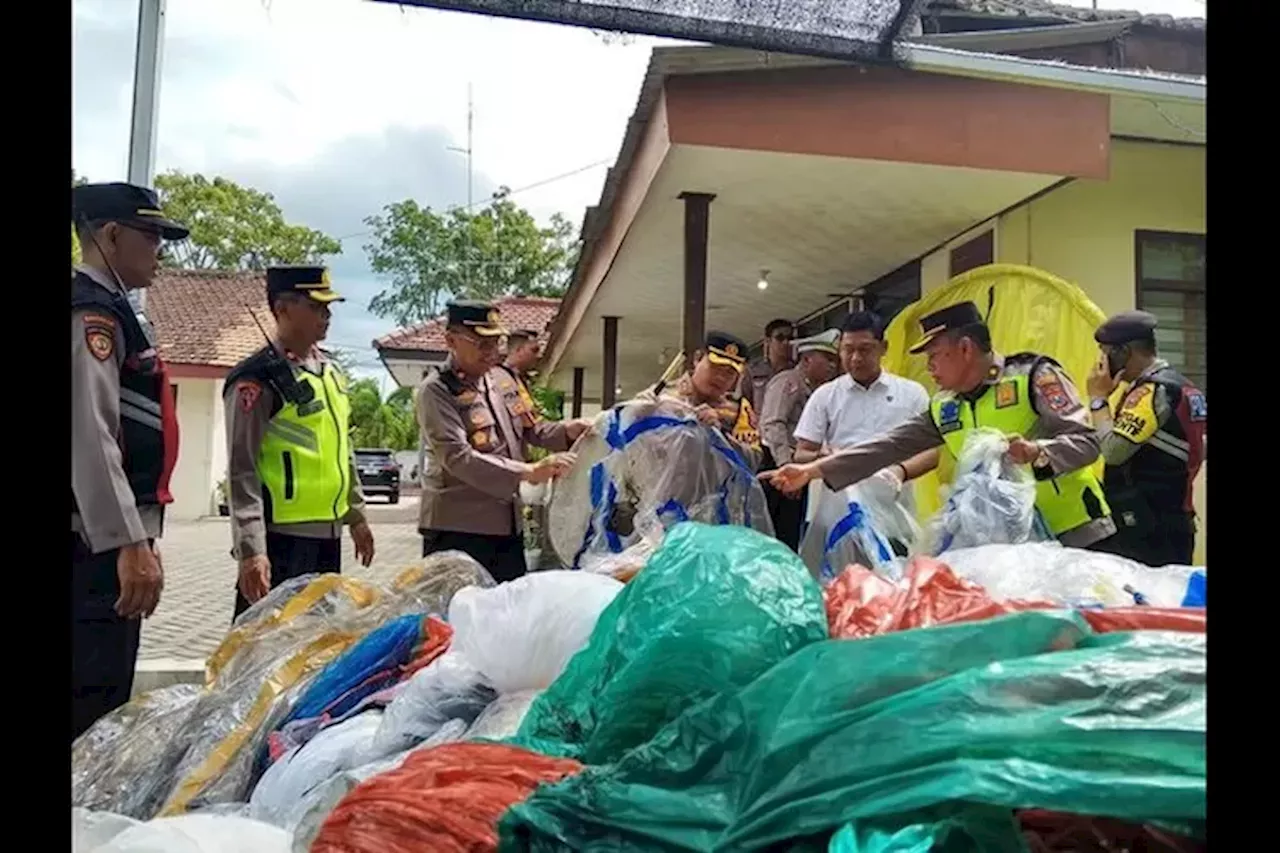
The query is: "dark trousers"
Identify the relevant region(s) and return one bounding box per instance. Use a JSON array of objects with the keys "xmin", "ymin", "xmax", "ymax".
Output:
[
  {"xmin": 422, "ymin": 529, "xmax": 528, "ymax": 584},
  {"xmin": 72, "ymin": 534, "xmax": 142, "ymax": 743},
  {"xmin": 232, "ymin": 531, "xmax": 342, "ymax": 620},
  {"xmin": 765, "ymin": 481, "xmax": 807, "ymax": 552},
  {"xmin": 1090, "ymin": 512, "xmax": 1196, "ymax": 567}
]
